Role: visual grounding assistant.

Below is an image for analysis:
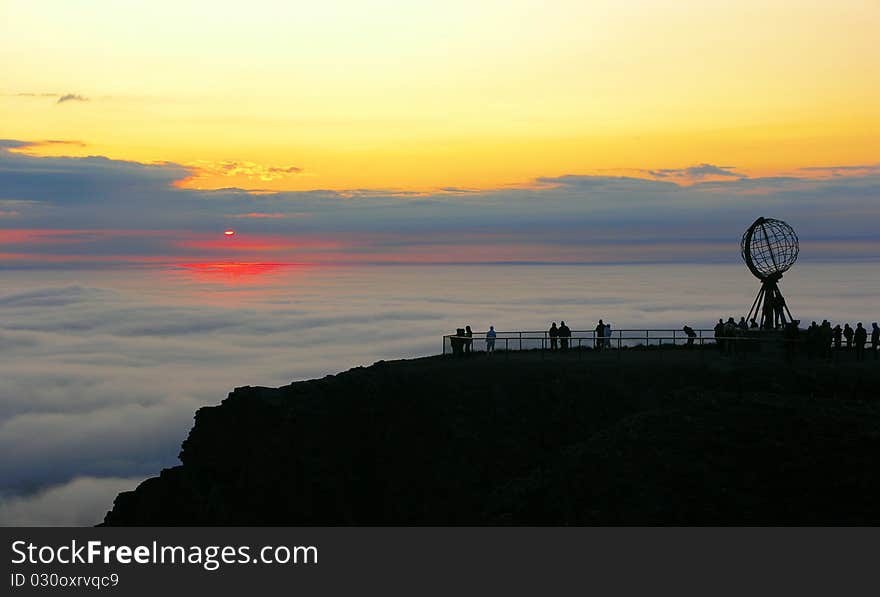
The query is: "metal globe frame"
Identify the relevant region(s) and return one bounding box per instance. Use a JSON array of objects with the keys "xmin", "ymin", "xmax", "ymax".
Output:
[{"xmin": 741, "ymin": 217, "xmax": 799, "ymax": 330}]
